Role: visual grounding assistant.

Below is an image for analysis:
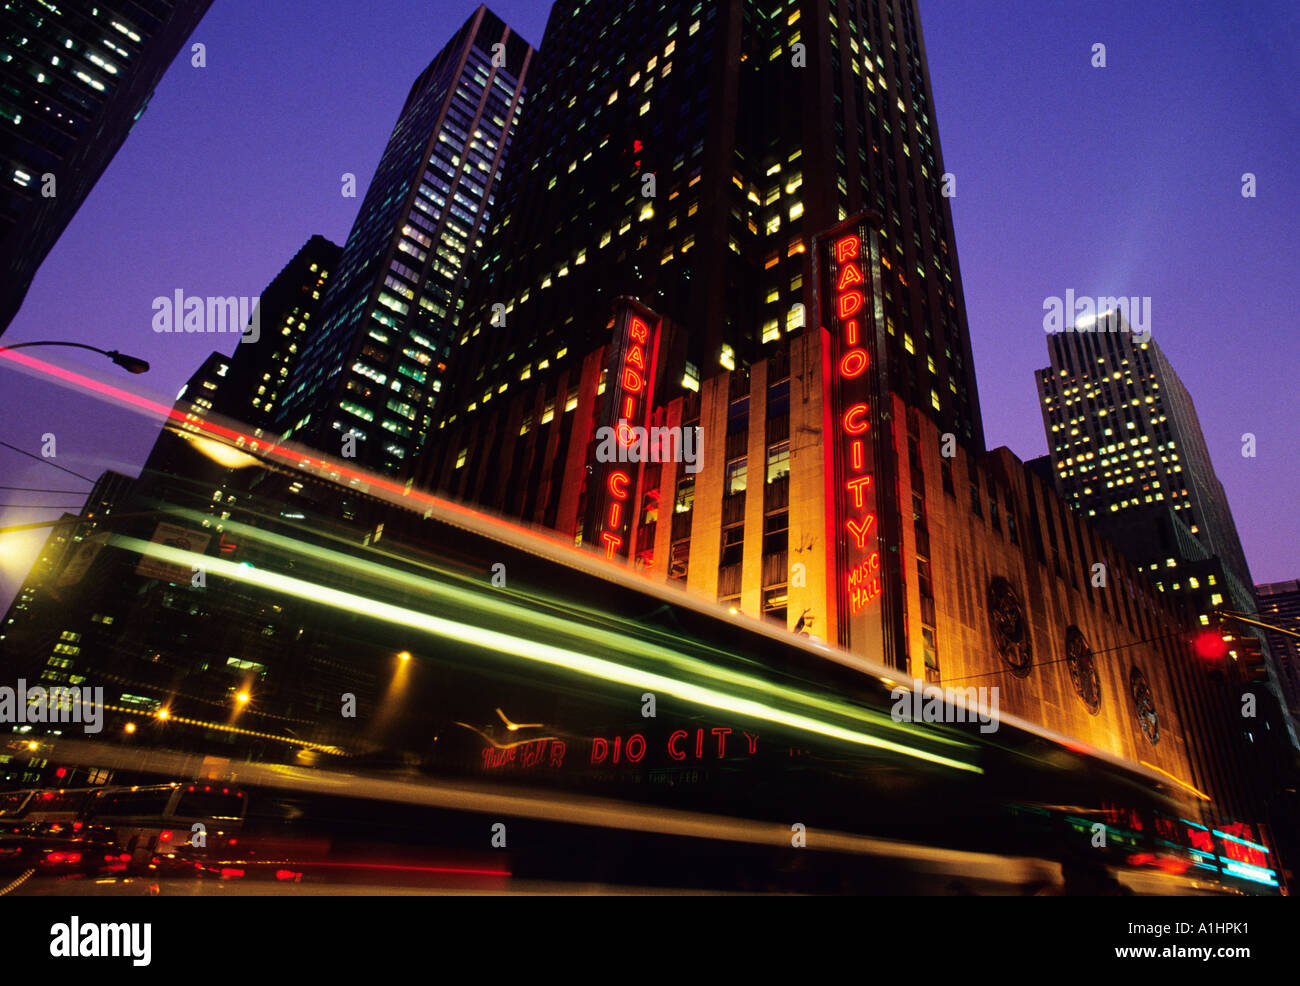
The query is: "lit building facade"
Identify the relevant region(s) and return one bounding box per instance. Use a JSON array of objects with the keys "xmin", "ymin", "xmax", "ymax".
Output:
[
  {"xmin": 1035, "ymin": 316, "xmax": 1290, "ymax": 744},
  {"xmin": 0, "ymin": 0, "xmax": 213, "ymax": 334},
  {"xmin": 432, "ymin": 0, "xmax": 983, "ymax": 481},
  {"xmin": 278, "ymin": 5, "xmax": 533, "ymax": 476}
]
